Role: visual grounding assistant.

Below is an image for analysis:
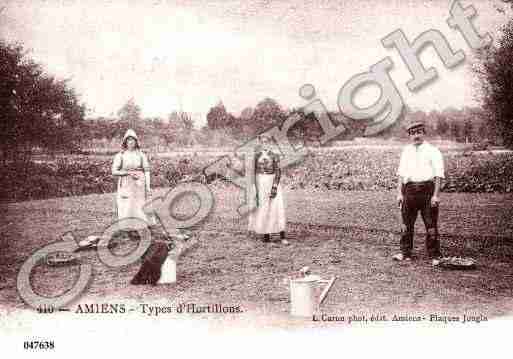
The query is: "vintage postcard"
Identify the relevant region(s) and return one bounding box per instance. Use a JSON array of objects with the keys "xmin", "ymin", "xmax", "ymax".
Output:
[{"xmin": 1, "ymin": 0, "xmax": 512, "ymax": 357}]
